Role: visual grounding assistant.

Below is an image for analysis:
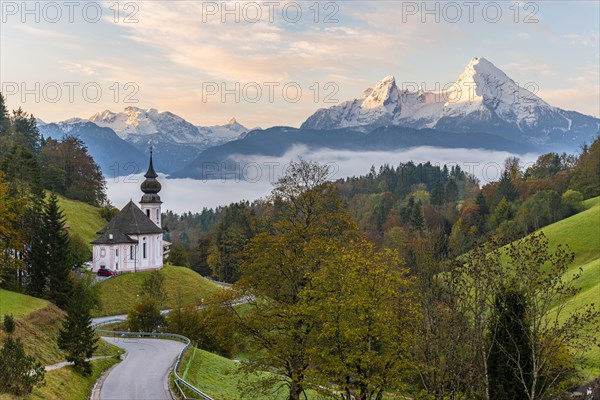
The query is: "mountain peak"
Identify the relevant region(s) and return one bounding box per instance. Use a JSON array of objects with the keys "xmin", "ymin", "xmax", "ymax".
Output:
[
  {"xmin": 361, "ymin": 75, "xmax": 399, "ymax": 110},
  {"xmin": 227, "ymin": 117, "xmax": 238, "ymax": 125}
]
